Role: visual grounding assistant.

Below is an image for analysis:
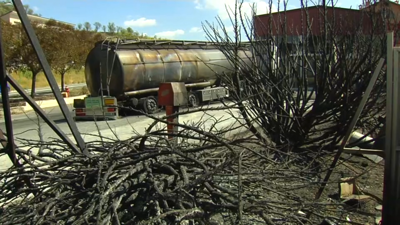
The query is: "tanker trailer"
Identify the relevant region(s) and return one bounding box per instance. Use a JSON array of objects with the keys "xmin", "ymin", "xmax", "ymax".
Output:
[{"xmin": 73, "ymin": 39, "xmax": 252, "ymax": 119}]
